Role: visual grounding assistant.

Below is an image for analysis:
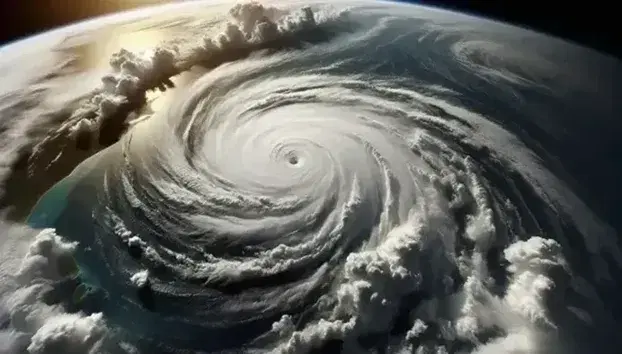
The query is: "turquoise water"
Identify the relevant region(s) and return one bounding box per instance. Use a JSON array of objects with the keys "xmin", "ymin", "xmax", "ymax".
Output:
[
  {"xmin": 22, "ymin": 159, "xmax": 220, "ymax": 350},
  {"xmin": 27, "ymin": 176, "xmax": 75, "ymax": 229},
  {"xmin": 28, "ymin": 148, "xmax": 105, "ymax": 228},
  {"xmin": 27, "ymin": 173, "xmax": 103, "ymax": 294},
  {"xmin": 25, "ymin": 157, "xmax": 110, "ymax": 312}
]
